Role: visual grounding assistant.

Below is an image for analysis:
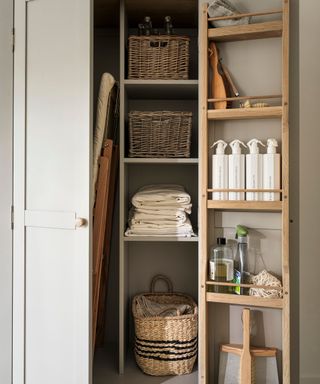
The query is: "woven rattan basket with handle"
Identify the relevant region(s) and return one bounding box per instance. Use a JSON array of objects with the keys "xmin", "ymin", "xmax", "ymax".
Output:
[
  {"xmin": 129, "ymin": 111, "xmax": 192, "ymax": 158},
  {"xmin": 128, "ymin": 35, "xmax": 190, "ymax": 80},
  {"xmin": 132, "ymin": 275, "xmax": 198, "ymax": 376}
]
